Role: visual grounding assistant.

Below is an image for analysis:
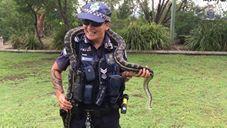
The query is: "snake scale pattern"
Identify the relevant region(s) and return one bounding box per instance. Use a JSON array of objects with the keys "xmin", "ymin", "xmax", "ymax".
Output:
[{"xmin": 63, "ymin": 27, "xmax": 154, "ymax": 128}]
